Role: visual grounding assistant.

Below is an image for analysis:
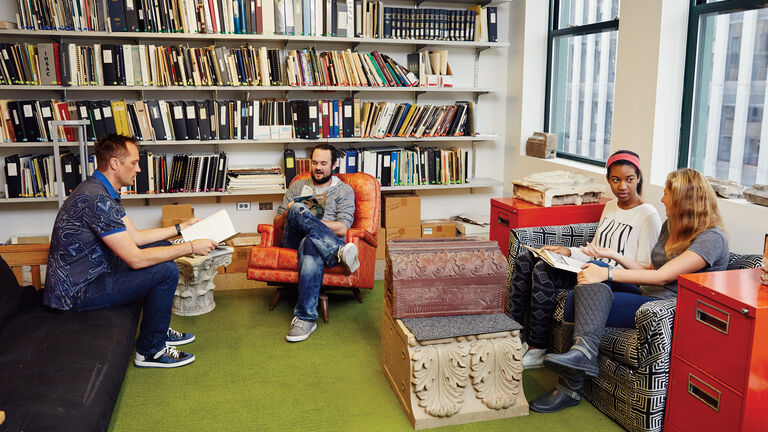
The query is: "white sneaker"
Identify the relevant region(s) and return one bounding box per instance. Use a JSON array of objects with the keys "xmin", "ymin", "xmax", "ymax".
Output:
[
  {"xmin": 286, "ymin": 316, "xmax": 317, "ymax": 342},
  {"xmin": 337, "ymin": 243, "xmax": 360, "ymax": 273},
  {"xmin": 523, "ymin": 348, "xmax": 547, "ymax": 370}
]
